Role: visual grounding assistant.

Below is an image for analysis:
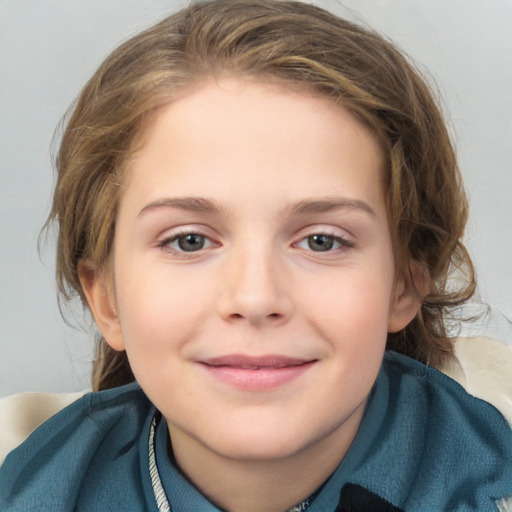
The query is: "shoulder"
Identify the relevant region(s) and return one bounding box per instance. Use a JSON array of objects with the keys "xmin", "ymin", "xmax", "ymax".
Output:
[
  {"xmin": 381, "ymin": 351, "xmax": 512, "ymax": 510},
  {"xmin": 437, "ymin": 335, "xmax": 512, "ymax": 424},
  {"xmin": 0, "ymin": 389, "xmax": 87, "ymax": 464},
  {"xmin": 386, "ymin": 349, "xmax": 508, "ymax": 411},
  {"xmin": 2, "ymin": 382, "xmax": 150, "ymax": 446},
  {"xmin": 383, "ymin": 350, "xmax": 511, "ymax": 439},
  {"xmin": 0, "ymin": 383, "xmax": 153, "ymax": 511}
]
